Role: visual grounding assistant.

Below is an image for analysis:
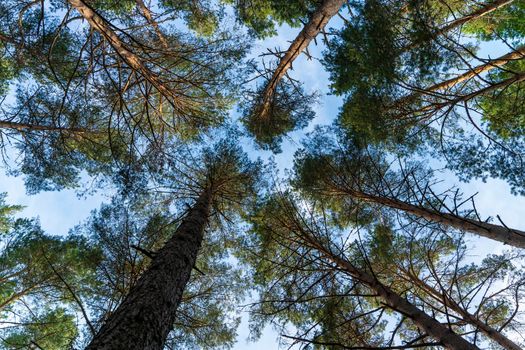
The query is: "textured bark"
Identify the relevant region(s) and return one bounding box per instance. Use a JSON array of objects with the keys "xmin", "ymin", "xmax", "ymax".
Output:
[
  {"xmin": 86, "ymin": 188, "xmax": 212, "ymax": 350},
  {"xmin": 306, "ymin": 238, "xmax": 480, "ymax": 350},
  {"xmin": 403, "ymin": 269, "xmax": 522, "ymax": 350},
  {"xmin": 258, "ymin": 0, "xmax": 345, "ymax": 118},
  {"xmin": 67, "ymin": 0, "xmax": 176, "ymax": 101},
  {"xmin": 342, "ymin": 188, "xmax": 525, "ymax": 248}
]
